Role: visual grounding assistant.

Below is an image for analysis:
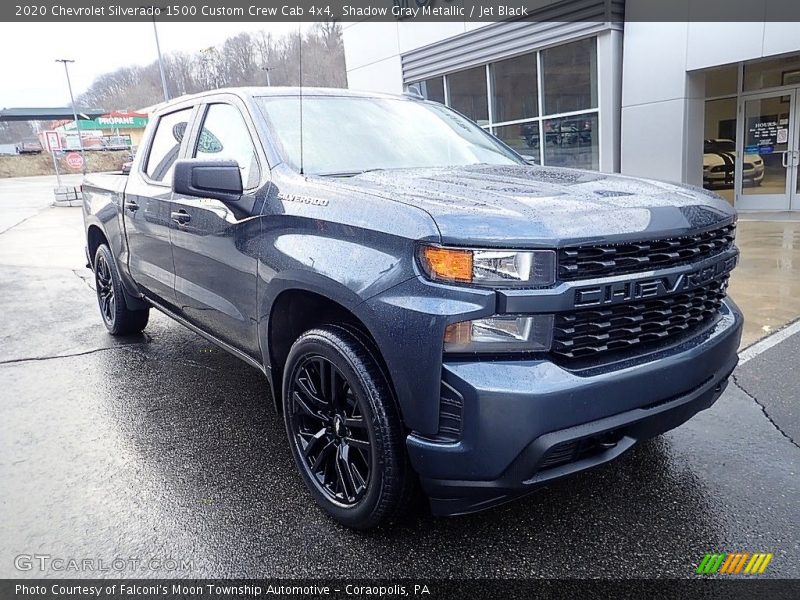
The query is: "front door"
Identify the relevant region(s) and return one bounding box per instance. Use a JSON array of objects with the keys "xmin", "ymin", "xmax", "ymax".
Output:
[
  {"xmin": 736, "ymin": 90, "xmax": 800, "ymax": 210},
  {"xmin": 170, "ymin": 100, "xmax": 264, "ymax": 360}
]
